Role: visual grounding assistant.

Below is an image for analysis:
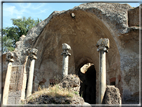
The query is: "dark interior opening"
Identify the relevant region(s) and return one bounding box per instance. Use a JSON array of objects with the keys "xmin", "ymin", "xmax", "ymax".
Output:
[
  {"xmin": 78, "ymin": 64, "xmax": 96, "ymax": 104},
  {"xmin": 110, "ymin": 81, "xmax": 115, "ymax": 85}
]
